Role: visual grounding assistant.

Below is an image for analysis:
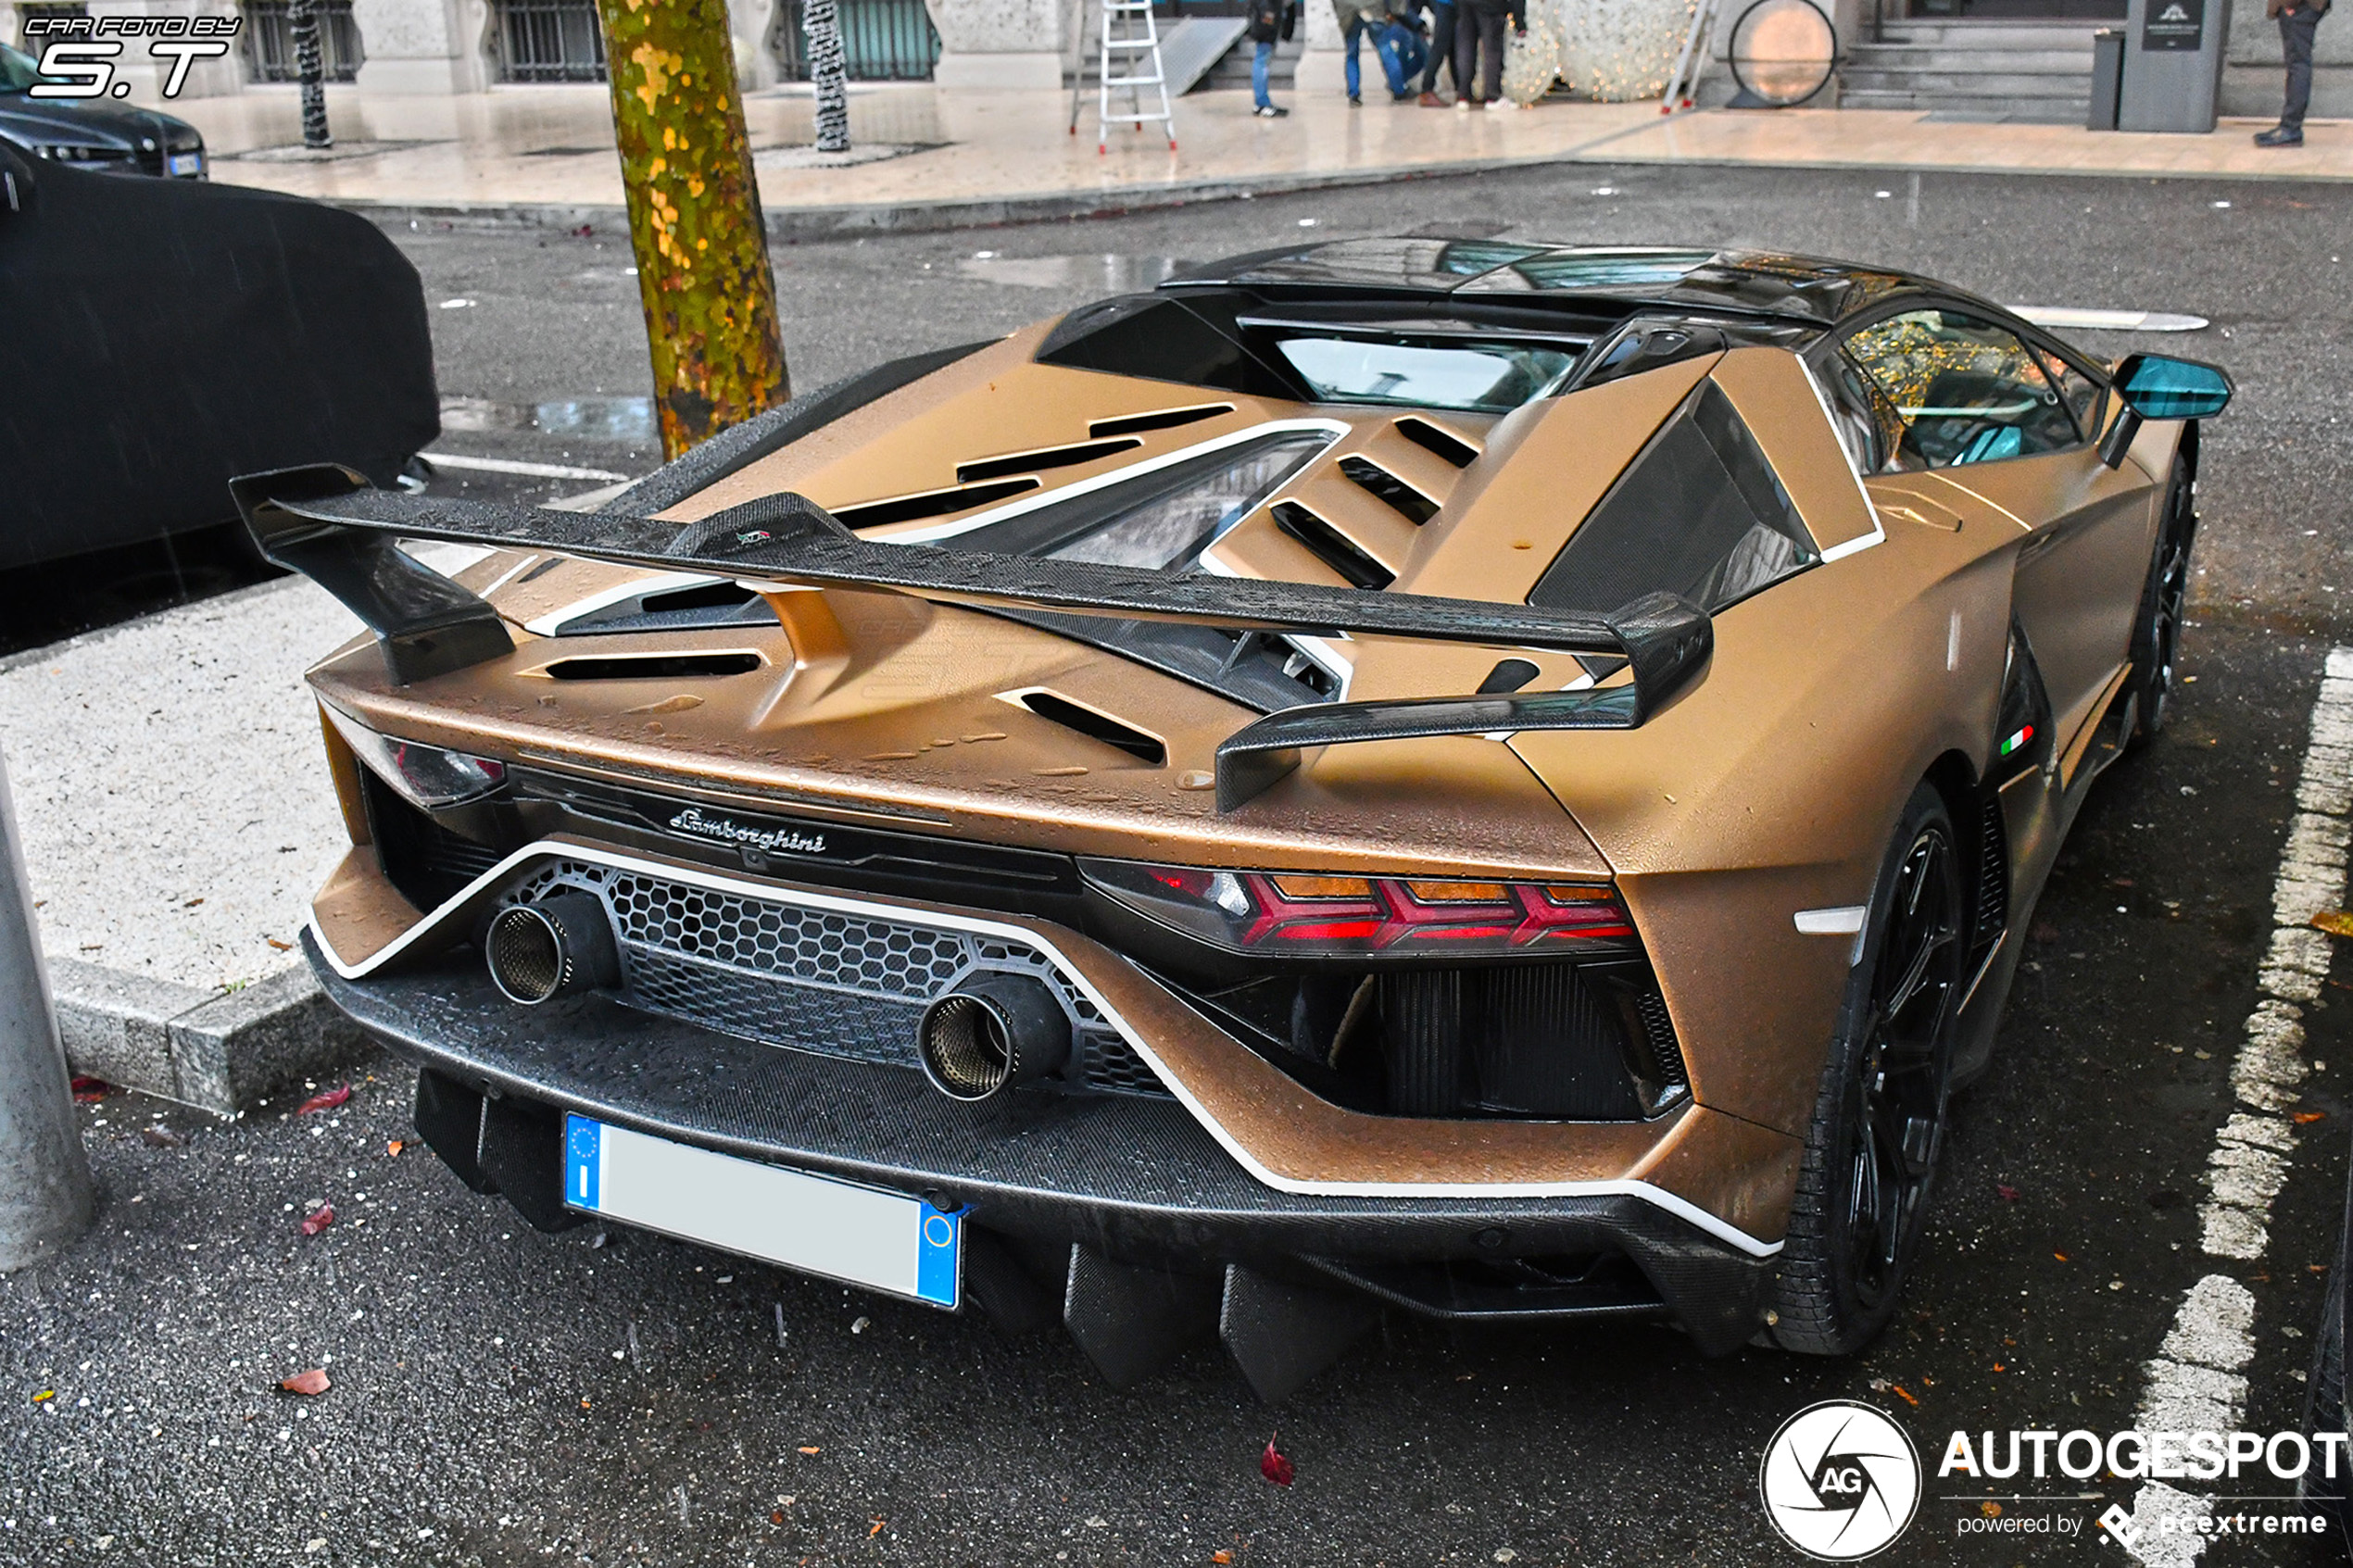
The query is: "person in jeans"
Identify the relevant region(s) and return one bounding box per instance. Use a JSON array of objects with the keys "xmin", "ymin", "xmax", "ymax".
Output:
[
  {"xmin": 1452, "ymin": 0, "xmax": 1524, "ymax": 107},
  {"xmin": 1378, "ymin": 6, "xmax": 1428, "ymax": 99},
  {"xmin": 2257, "ymin": 0, "xmax": 2329, "ymax": 144},
  {"xmin": 1333, "ymin": 0, "xmax": 1401, "ymax": 103},
  {"xmin": 1416, "ymin": 0, "xmax": 1458, "ymax": 104},
  {"xmin": 1249, "ymin": 0, "xmax": 1297, "ymax": 116}
]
